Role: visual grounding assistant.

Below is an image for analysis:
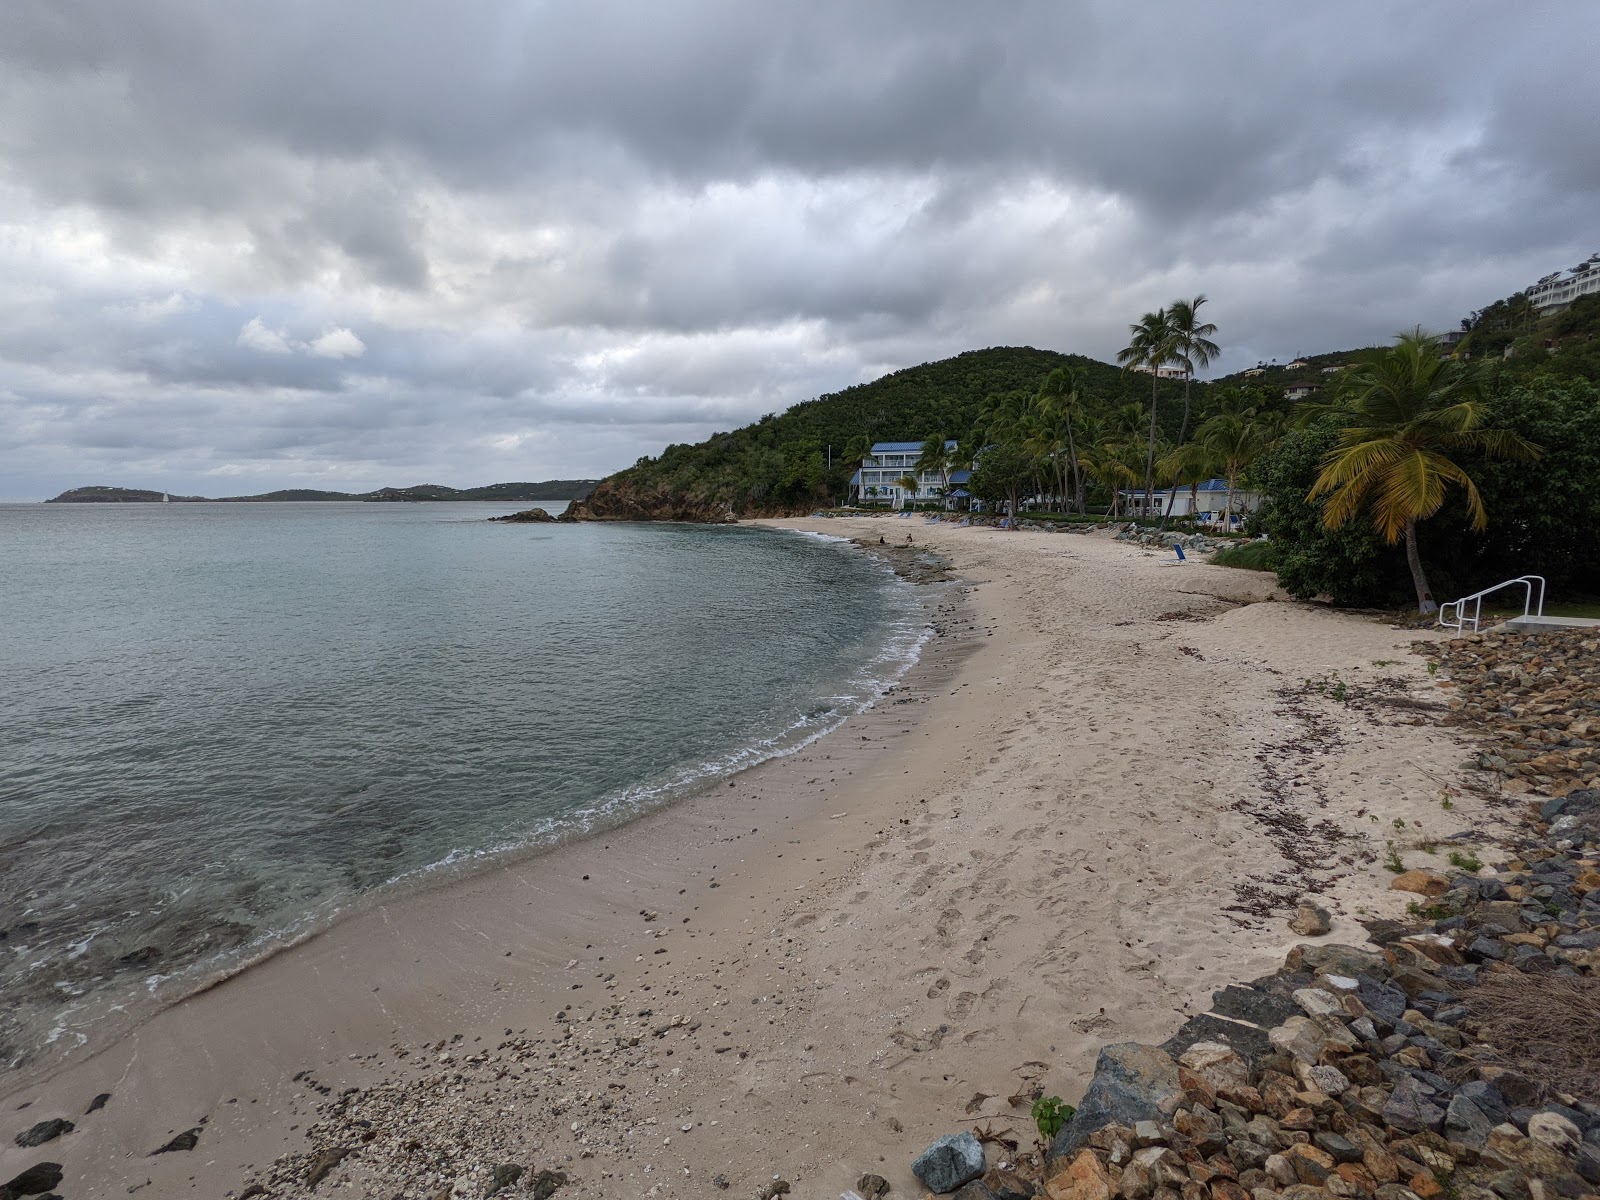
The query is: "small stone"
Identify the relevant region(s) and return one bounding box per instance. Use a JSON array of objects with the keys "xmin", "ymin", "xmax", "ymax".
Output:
[
  {"xmin": 1293, "ymin": 988, "xmax": 1346, "ymax": 1018},
  {"xmin": 1264, "ymin": 1156, "xmax": 1296, "ymax": 1188},
  {"xmin": 2, "ymin": 1161, "xmax": 65, "ymax": 1197},
  {"xmin": 984, "ymin": 1167, "xmax": 1036, "ymax": 1200},
  {"xmin": 1269, "ymin": 1018, "xmax": 1328, "ymax": 1065},
  {"xmin": 306, "ymin": 1146, "xmax": 353, "ymax": 1189},
  {"xmin": 84, "ymin": 1093, "xmax": 112, "ymax": 1115},
  {"xmin": 1315, "ymin": 1134, "xmax": 1363, "ymax": 1164},
  {"xmin": 1527, "ymin": 1112, "xmax": 1582, "ymax": 1155},
  {"xmin": 1178, "ymin": 1044, "xmax": 1252, "ymax": 1095},
  {"xmin": 13, "ymin": 1120, "xmax": 73, "ymax": 1149},
  {"xmin": 1283, "ymin": 1145, "xmax": 1337, "ymax": 1185},
  {"xmin": 150, "ymin": 1127, "xmax": 202, "ymax": 1155},
  {"xmin": 490, "ymin": 1163, "xmax": 525, "ymax": 1193},
  {"xmin": 1384, "ymin": 1078, "xmax": 1445, "ymax": 1135},
  {"xmin": 1291, "ymin": 901, "xmax": 1333, "ymax": 937},
  {"xmin": 915, "ymin": 1132, "xmax": 987, "ymax": 1194},
  {"xmin": 859, "ymin": 1173, "xmax": 891, "ymax": 1199},
  {"xmin": 528, "ymin": 1169, "xmax": 569, "ymax": 1200},
  {"xmin": 1044, "ymin": 1149, "xmax": 1113, "ymax": 1200},
  {"xmin": 1446, "ymin": 1095, "xmax": 1495, "ymax": 1149},
  {"xmin": 1391, "ymin": 871, "xmax": 1451, "ymax": 897}
]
